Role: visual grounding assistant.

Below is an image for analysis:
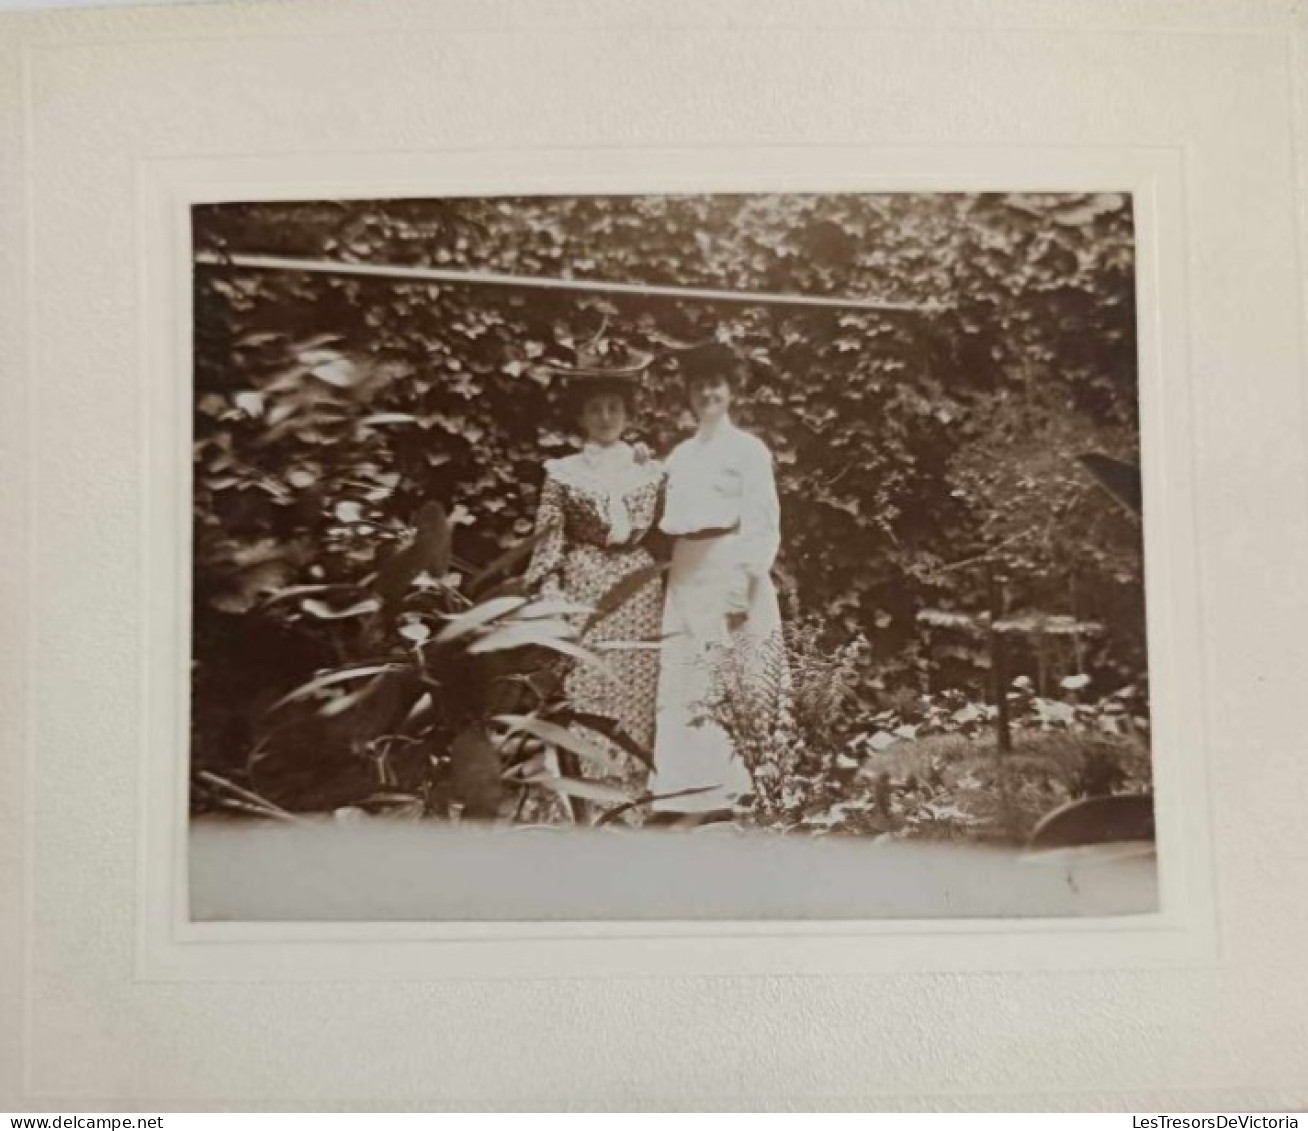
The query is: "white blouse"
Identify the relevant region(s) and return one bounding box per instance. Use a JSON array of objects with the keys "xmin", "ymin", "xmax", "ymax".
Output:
[
  {"xmin": 659, "ymin": 420, "xmax": 782, "ymax": 578},
  {"xmin": 544, "ymin": 441, "xmax": 661, "ymax": 546}
]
